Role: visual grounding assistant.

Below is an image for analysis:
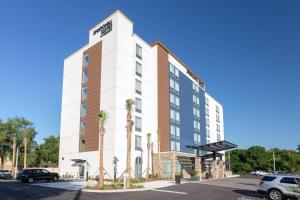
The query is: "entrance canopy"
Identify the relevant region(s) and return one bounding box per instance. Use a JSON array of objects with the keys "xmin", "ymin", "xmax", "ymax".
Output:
[
  {"xmin": 71, "ymin": 159, "xmax": 87, "ymax": 167},
  {"xmin": 187, "ymin": 140, "xmax": 237, "ymax": 153}
]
